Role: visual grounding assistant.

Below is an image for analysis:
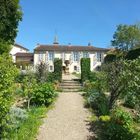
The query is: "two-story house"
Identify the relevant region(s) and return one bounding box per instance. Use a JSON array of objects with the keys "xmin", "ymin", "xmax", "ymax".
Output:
[
  {"xmin": 10, "ymin": 43, "xmax": 29, "ymax": 63},
  {"xmin": 34, "ymin": 41, "xmax": 109, "ymax": 73}
]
